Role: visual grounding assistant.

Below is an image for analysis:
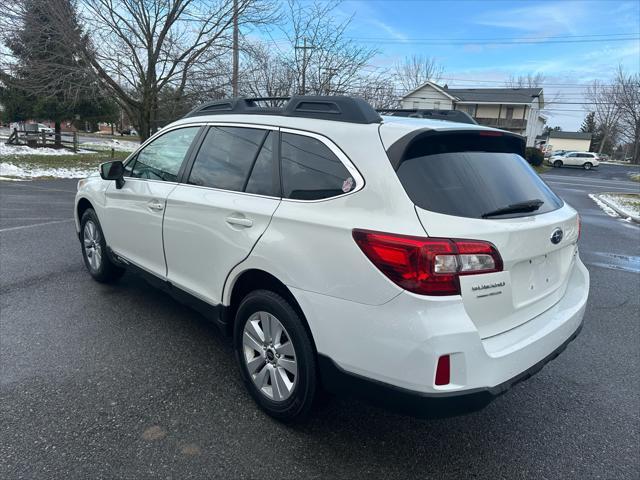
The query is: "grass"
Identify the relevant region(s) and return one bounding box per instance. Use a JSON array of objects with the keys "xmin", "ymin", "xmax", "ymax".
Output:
[
  {"xmin": 534, "ymin": 164, "xmax": 551, "ymax": 174},
  {"xmin": 1, "ymin": 150, "xmax": 130, "ymax": 170},
  {"xmin": 602, "ymin": 193, "xmax": 640, "ymax": 217},
  {"xmin": 630, "ymin": 173, "xmax": 640, "ymax": 183}
]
